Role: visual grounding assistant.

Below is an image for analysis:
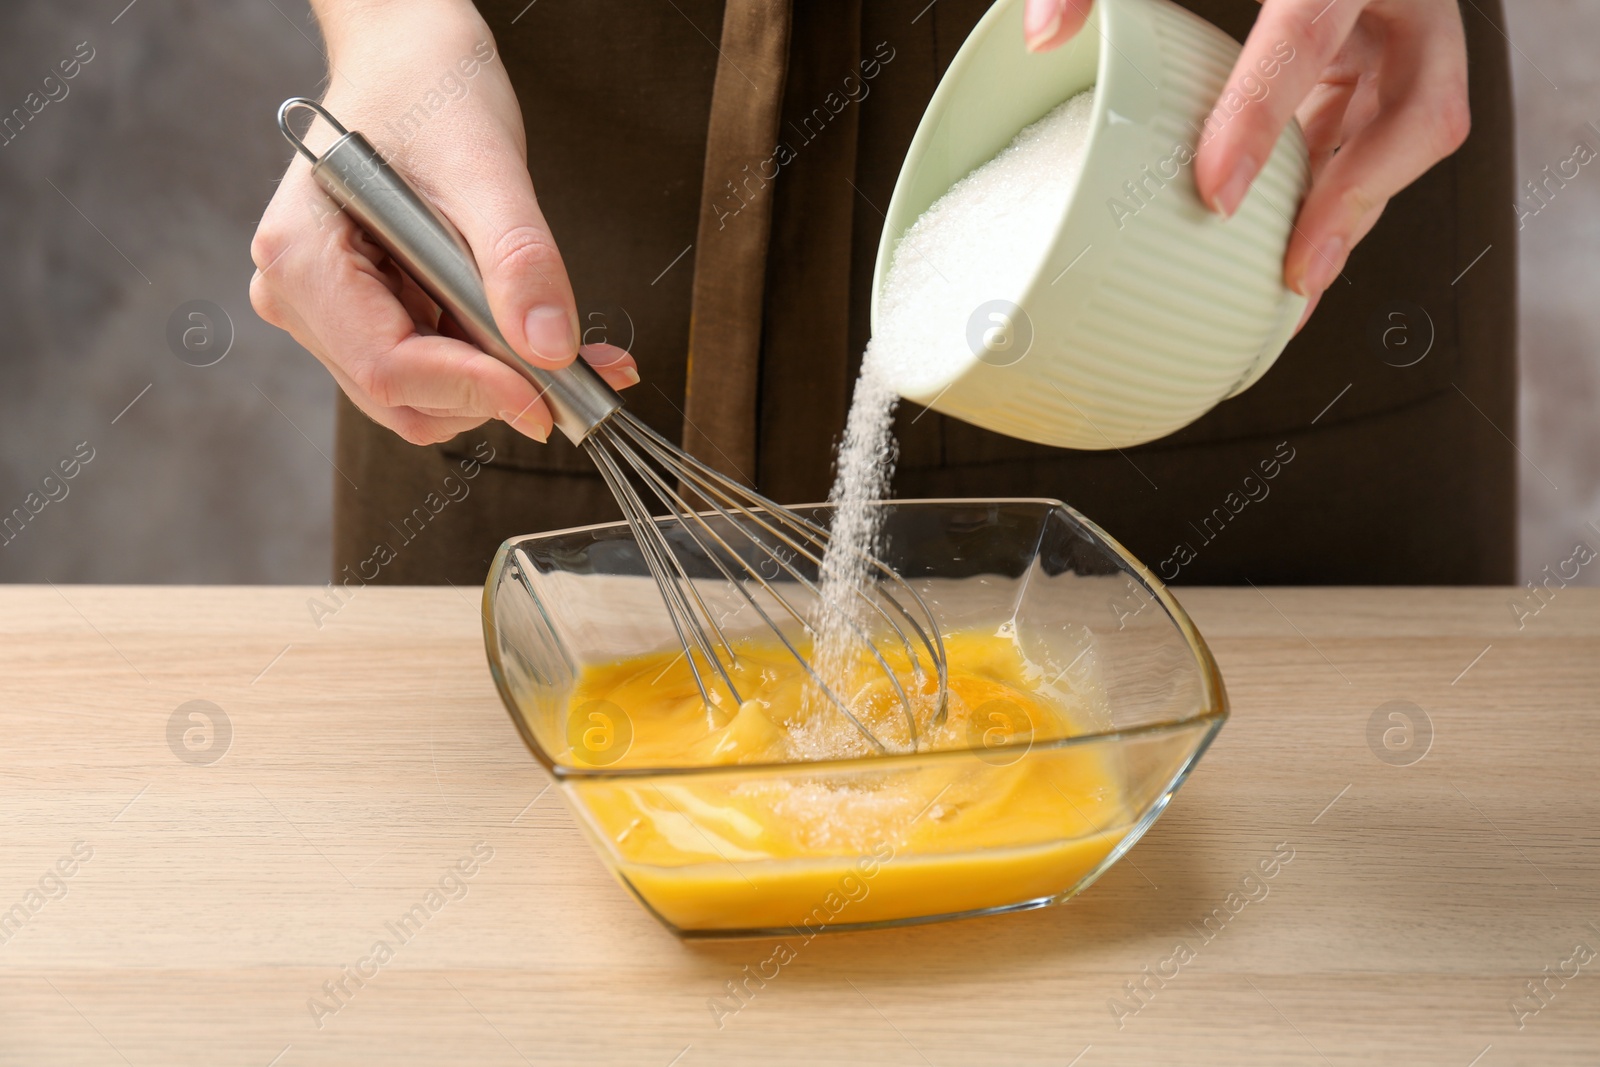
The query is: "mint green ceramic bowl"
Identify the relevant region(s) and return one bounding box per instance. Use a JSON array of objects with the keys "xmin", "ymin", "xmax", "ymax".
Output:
[{"xmin": 871, "ymin": 0, "xmax": 1310, "ymax": 449}]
